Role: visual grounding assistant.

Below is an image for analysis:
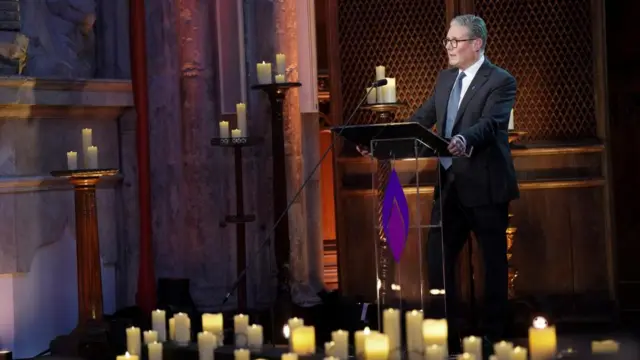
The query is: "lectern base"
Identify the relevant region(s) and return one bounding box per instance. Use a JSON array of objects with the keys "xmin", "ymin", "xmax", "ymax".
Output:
[{"xmin": 50, "ymin": 320, "xmax": 114, "ymax": 360}]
